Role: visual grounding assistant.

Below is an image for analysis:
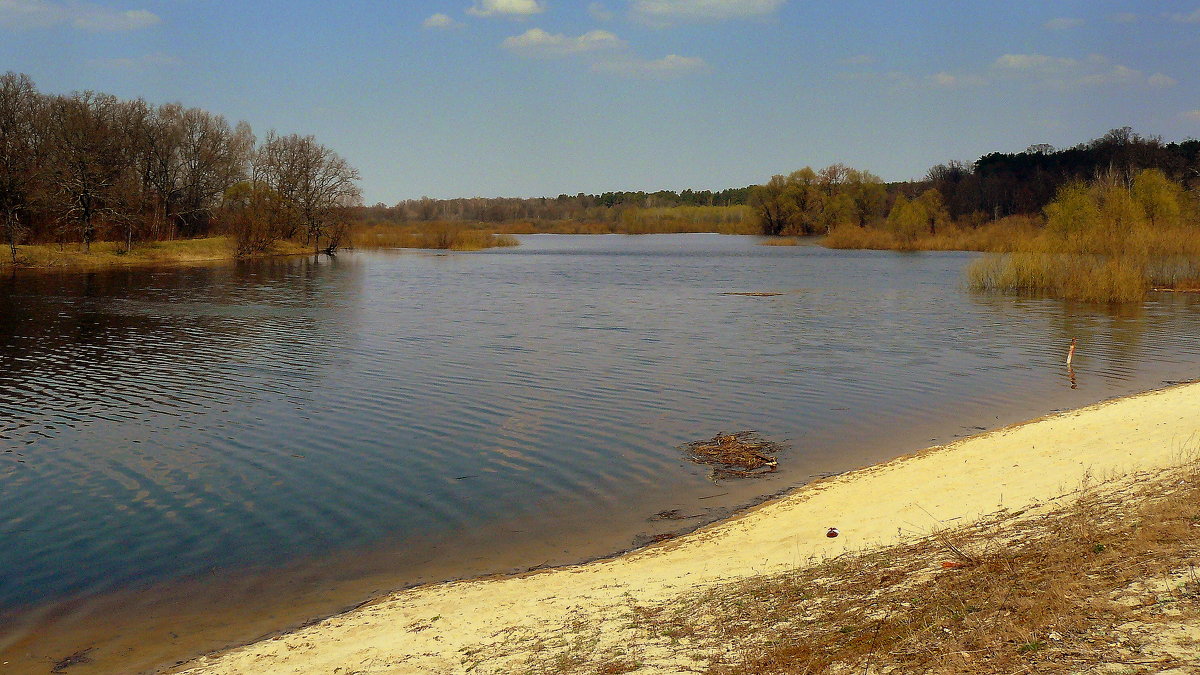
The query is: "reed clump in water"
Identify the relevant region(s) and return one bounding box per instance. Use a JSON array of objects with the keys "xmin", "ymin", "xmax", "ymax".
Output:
[
  {"xmin": 681, "ymin": 431, "xmax": 784, "ymax": 479},
  {"xmin": 821, "ymin": 215, "xmax": 1042, "ymax": 252},
  {"xmin": 967, "ymin": 170, "xmax": 1200, "ymax": 302},
  {"xmin": 349, "ymin": 222, "xmax": 519, "ymax": 251}
]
